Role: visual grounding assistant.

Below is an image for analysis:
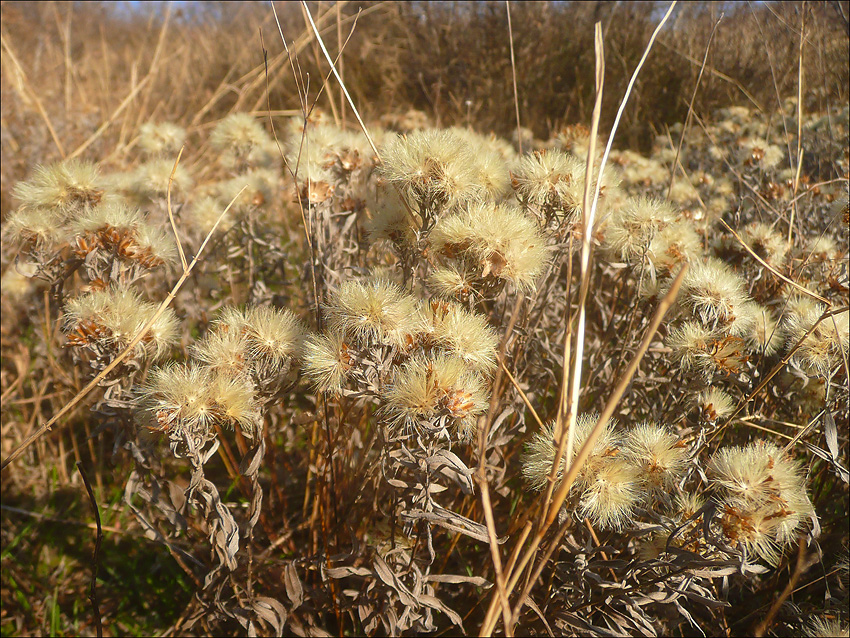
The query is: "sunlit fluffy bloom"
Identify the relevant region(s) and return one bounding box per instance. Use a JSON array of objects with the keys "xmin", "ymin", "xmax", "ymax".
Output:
[
  {"xmin": 190, "ymin": 328, "xmax": 249, "ymax": 378},
  {"xmin": 427, "ymin": 263, "xmax": 476, "ymax": 303},
  {"xmin": 649, "ymin": 219, "xmax": 704, "ymax": 273},
  {"xmin": 674, "ymin": 258, "xmax": 755, "ymax": 334},
  {"xmin": 424, "ymin": 301, "xmax": 499, "ymax": 374},
  {"xmin": 746, "ymin": 303, "xmax": 784, "ymax": 356},
  {"xmin": 186, "ymin": 196, "xmax": 236, "ymax": 236},
  {"xmin": 667, "ymin": 321, "xmax": 749, "ymax": 378},
  {"xmin": 738, "ymin": 221, "xmax": 789, "ymax": 267},
  {"xmin": 3, "ymin": 207, "xmax": 68, "ymax": 249},
  {"xmin": 446, "ymin": 127, "xmax": 511, "ymax": 200},
  {"xmin": 579, "ymin": 458, "xmax": 642, "ymax": 530},
  {"xmin": 429, "ymin": 202, "xmax": 548, "ymax": 293},
  {"xmin": 785, "ymin": 304, "xmax": 849, "ymax": 376},
  {"xmin": 63, "ymin": 286, "xmax": 179, "ymax": 360},
  {"xmin": 522, "ymin": 414, "xmax": 619, "ymax": 492},
  {"xmin": 623, "ymin": 423, "xmax": 688, "ymax": 494},
  {"xmin": 214, "ymin": 169, "xmax": 279, "ymax": 216},
  {"xmin": 379, "ymin": 130, "xmax": 484, "ymax": 213},
  {"xmin": 12, "ymin": 160, "xmax": 105, "ymax": 218},
  {"xmin": 302, "ymin": 329, "xmax": 354, "ymax": 394},
  {"xmin": 214, "ymin": 305, "xmax": 307, "ymax": 376},
  {"xmin": 69, "ymin": 202, "xmax": 177, "ymax": 269},
  {"xmin": 522, "ymin": 414, "xmax": 639, "ymax": 529},
  {"xmin": 137, "ymin": 122, "xmax": 186, "ymax": 157},
  {"xmin": 737, "ymin": 137, "xmax": 784, "ymax": 170},
  {"xmin": 510, "ymin": 150, "xmax": 585, "ymax": 222},
  {"xmin": 139, "ymin": 364, "xmax": 259, "ymax": 438},
  {"xmin": 710, "ymin": 440, "xmax": 814, "ymax": 564},
  {"xmin": 364, "ymin": 179, "xmax": 417, "ymax": 249},
  {"xmin": 381, "ymin": 352, "xmax": 488, "ymax": 440},
  {"xmin": 130, "ymin": 158, "xmax": 193, "ymax": 199},
  {"xmin": 695, "ymin": 387, "xmax": 737, "ymax": 422},
  {"xmin": 324, "ymin": 278, "xmax": 423, "ymax": 348},
  {"xmin": 605, "ymin": 196, "xmax": 678, "ymax": 265},
  {"xmin": 806, "ymin": 617, "xmax": 850, "ymax": 638},
  {"xmin": 210, "ymin": 113, "xmax": 277, "ymax": 170}
]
